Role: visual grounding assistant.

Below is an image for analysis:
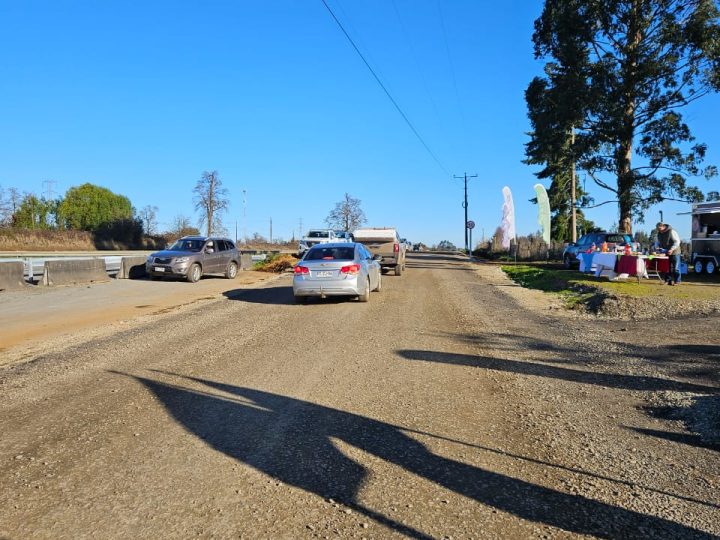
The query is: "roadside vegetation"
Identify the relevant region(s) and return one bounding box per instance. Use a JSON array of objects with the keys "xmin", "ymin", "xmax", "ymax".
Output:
[
  {"xmin": 502, "ymin": 264, "xmax": 720, "ymax": 311},
  {"xmin": 253, "ymin": 253, "xmax": 298, "ymax": 273}
]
